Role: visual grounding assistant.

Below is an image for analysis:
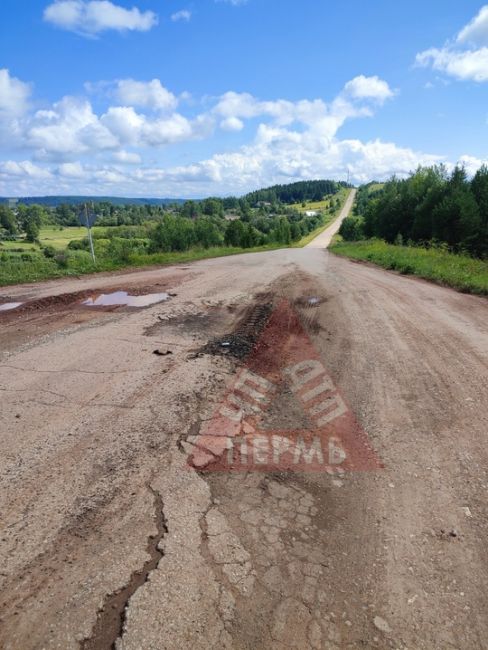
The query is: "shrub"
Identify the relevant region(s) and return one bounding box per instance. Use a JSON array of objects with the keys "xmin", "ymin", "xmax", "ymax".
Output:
[{"xmin": 43, "ymin": 245, "xmax": 57, "ymax": 259}]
